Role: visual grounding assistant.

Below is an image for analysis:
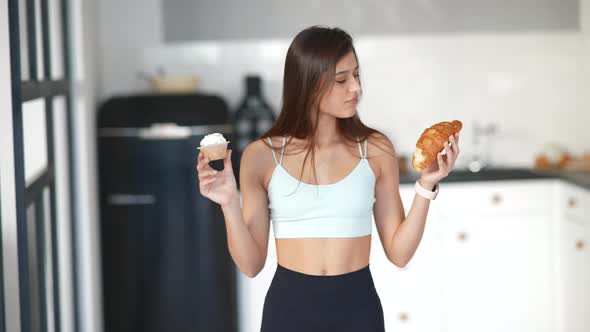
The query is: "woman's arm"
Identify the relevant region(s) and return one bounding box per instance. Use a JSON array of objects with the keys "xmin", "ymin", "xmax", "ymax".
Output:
[
  {"xmin": 386, "ymin": 186, "xmax": 433, "ymax": 268},
  {"xmin": 221, "ymin": 140, "xmax": 272, "ymax": 278},
  {"xmin": 372, "ymin": 132, "xmax": 460, "ymax": 267}
]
